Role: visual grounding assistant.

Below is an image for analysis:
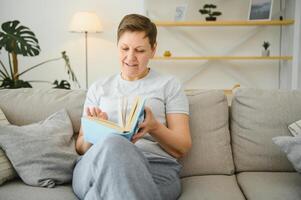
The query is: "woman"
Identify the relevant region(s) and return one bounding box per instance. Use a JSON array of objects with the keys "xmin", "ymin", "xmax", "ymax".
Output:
[{"xmin": 72, "ymin": 14, "xmax": 191, "ymax": 200}]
